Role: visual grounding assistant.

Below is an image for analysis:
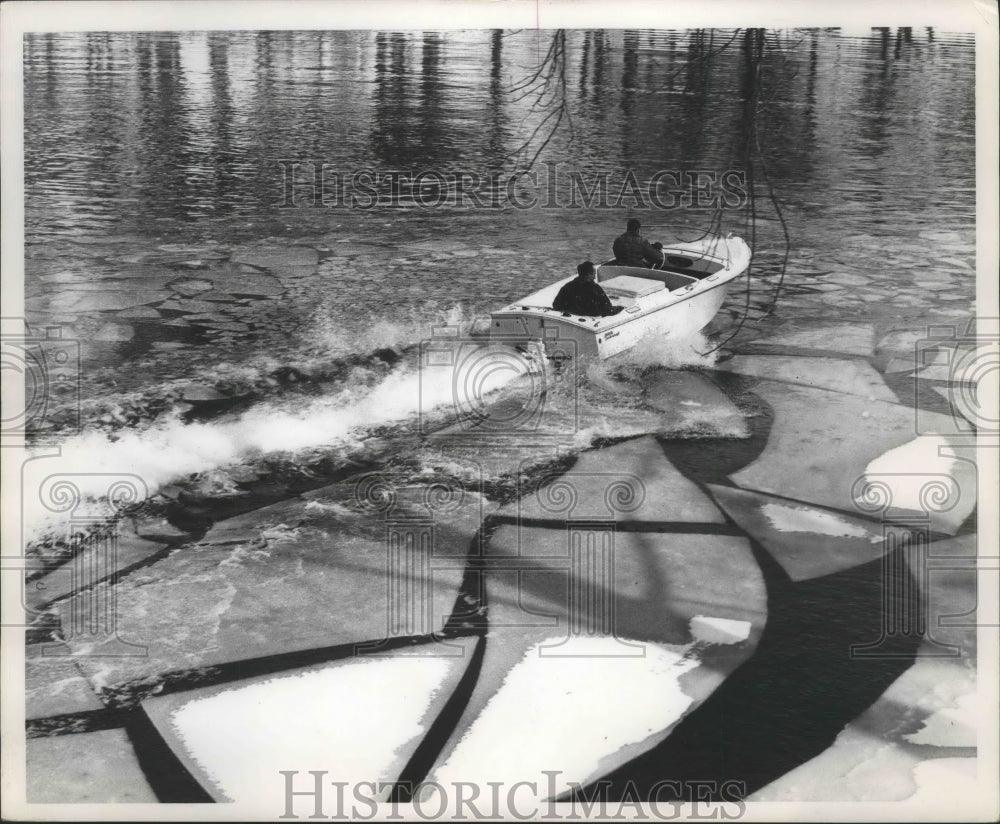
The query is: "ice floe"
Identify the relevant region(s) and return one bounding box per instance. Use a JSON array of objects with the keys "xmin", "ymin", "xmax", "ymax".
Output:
[
  {"xmin": 28, "ymin": 526, "xmax": 167, "ymax": 613},
  {"xmin": 499, "ymin": 436, "xmax": 725, "ymax": 523},
  {"xmin": 729, "ymin": 381, "xmax": 974, "ymax": 534},
  {"xmin": 717, "ymin": 355, "xmax": 898, "ymax": 401},
  {"xmin": 429, "ymin": 526, "xmax": 766, "ymax": 794},
  {"xmin": 761, "ymin": 501, "xmax": 881, "ymax": 541},
  {"xmin": 59, "ymin": 489, "xmax": 481, "ymax": 693},
  {"xmin": 231, "ymin": 245, "xmax": 319, "ymax": 269},
  {"xmin": 914, "ymin": 344, "xmax": 999, "ymax": 396},
  {"xmin": 749, "ymin": 654, "xmax": 977, "ymax": 803},
  {"xmin": 906, "ymin": 757, "xmax": 980, "ymax": 805},
  {"xmin": 932, "ymin": 386, "xmax": 980, "ymax": 430},
  {"xmin": 642, "ymin": 370, "xmax": 749, "ymax": 437},
  {"xmin": 28, "ymin": 290, "xmax": 167, "ymax": 313},
  {"xmin": 25, "ymin": 642, "xmax": 105, "ymax": 720},
  {"xmin": 706, "ymin": 485, "xmax": 887, "ymax": 581},
  {"xmin": 431, "ymin": 637, "xmax": 698, "ymax": 800},
  {"xmin": 27, "ymin": 729, "xmax": 157, "ymax": 803},
  {"xmin": 689, "ymin": 615, "xmax": 752, "ymax": 645},
  {"xmin": 904, "ymin": 692, "xmax": 977, "ymax": 747},
  {"xmin": 737, "ymin": 322, "xmax": 876, "ymax": 357},
  {"xmin": 151, "ymin": 649, "xmax": 470, "ymax": 803},
  {"xmin": 857, "ymin": 435, "xmax": 976, "ymax": 533}
]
